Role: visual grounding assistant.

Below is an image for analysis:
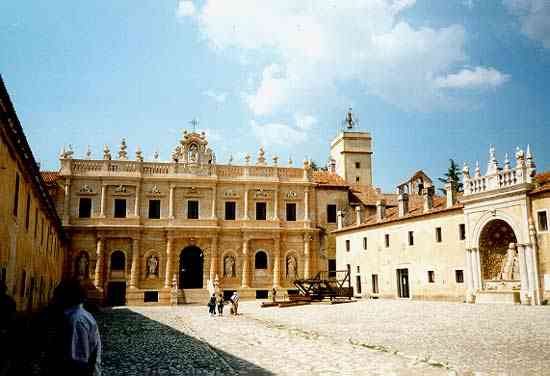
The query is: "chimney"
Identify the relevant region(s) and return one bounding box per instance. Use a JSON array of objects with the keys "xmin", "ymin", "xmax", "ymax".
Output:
[
  {"xmin": 376, "ymin": 199, "xmax": 386, "ymax": 221},
  {"xmin": 422, "ymin": 186, "xmax": 434, "ymax": 212},
  {"xmin": 337, "ymin": 210, "xmax": 343, "ymax": 229},
  {"xmin": 355, "ymin": 206, "xmax": 362, "ymax": 226},
  {"xmin": 398, "ymin": 193, "xmax": 409, "ymax": 217},
  {"xmin": 445, "ymin": 179, "xmax": 457, "ymax": 208}
]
